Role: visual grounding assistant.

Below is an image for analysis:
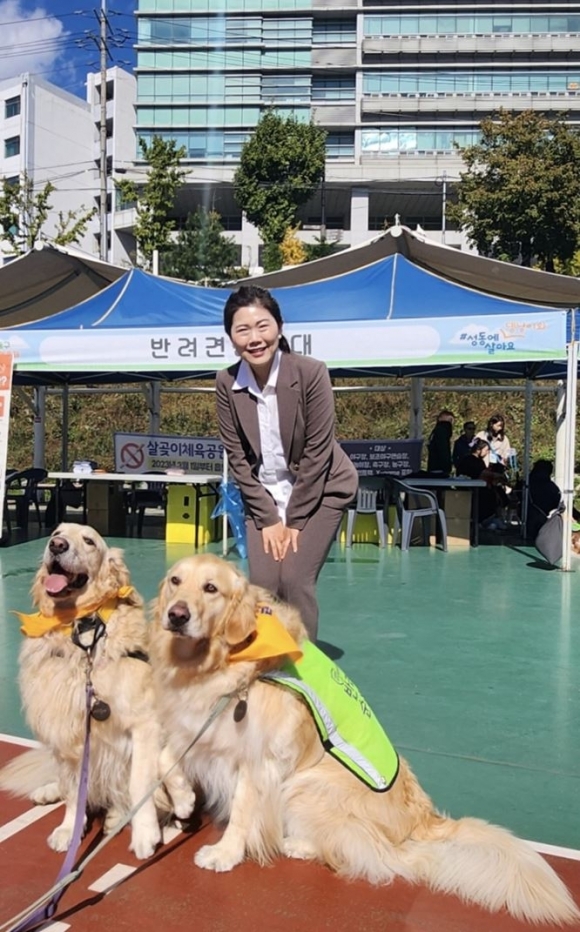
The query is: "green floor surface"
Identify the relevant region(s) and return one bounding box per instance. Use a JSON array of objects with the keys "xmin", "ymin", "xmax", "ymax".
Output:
[{"xmin": 1, "ymin": 534, "xmax": 578, "ymax": 850}]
